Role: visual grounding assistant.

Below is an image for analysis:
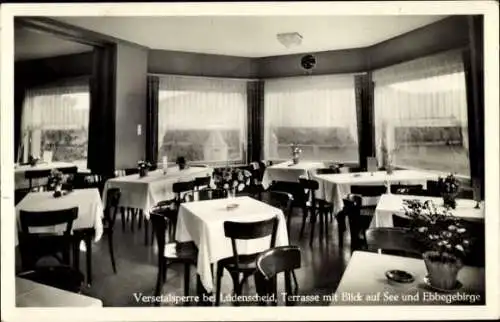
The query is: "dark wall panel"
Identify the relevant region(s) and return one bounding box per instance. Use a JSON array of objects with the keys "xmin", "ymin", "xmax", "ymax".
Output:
[
  {"xmin": 368, "ymin": 16, "xmax": 469, "ymax": 71},
  {"xmin": 148, "ymin": 49, "xmax": 258, "ymax": 78},
  {"xmin": 256, "ymin": 48, "xmax": 369, "ymax": 79}
]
